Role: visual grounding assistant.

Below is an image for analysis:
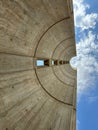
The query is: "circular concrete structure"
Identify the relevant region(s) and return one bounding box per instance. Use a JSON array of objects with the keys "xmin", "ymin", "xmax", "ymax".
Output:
[{"xmin": 0, "ymin": 0, "xmax": 77, "ymax": 130}]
